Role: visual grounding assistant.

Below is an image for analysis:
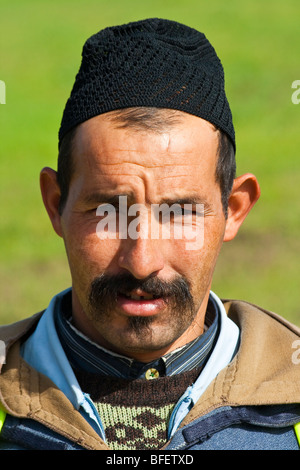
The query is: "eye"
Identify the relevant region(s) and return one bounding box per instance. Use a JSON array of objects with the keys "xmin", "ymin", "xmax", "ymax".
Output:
[
  {"xmin": 95, "ymin": 203, "xmax": 117, "ymax": 217},
  {"xmin": 172, "ymin": 206, "xmax": 185, "ymax": 217},
  {"xmin": 179, "ymin": 205, "xmax": 204, "ymax": 217}
]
